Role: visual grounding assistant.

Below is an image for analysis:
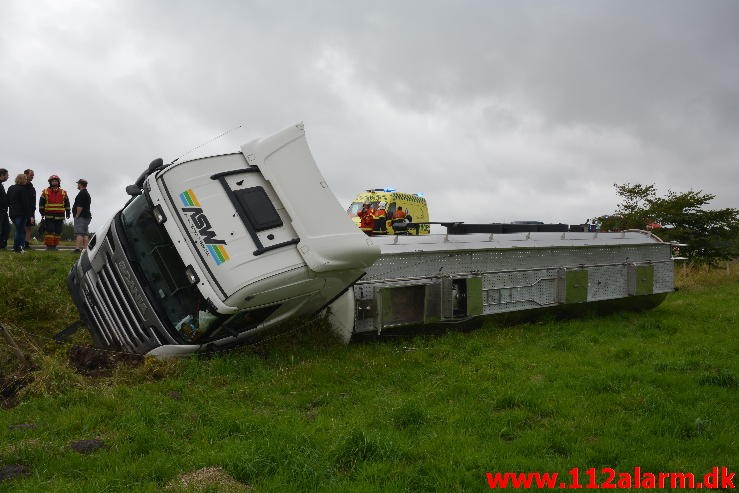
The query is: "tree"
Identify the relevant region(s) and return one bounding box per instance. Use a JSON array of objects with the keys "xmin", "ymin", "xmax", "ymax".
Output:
[{"xmin": 602, "ymin": 183, "xmax": 739, "ymax": 265}]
